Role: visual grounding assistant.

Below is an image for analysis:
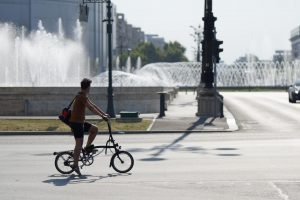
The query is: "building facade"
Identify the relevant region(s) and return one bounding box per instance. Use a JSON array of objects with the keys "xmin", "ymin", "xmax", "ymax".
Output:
[
  {"xmin": 273, "ymin": 50, "xmax": 292, "ymax": 63},
  {"xmin": 291, "ymin": 26, "xmax": 300, "ymax": 60},
  {"xmin": 235, "ymin": 54, "xmax": 260, "ymax": 63},
  {"xmin": 116, "ymin": 13, "xmax": 145, "ymax": 56},
  {"xmin": 0, "ymin": 0, "xmax": 116, "ymax": 74},
  {"xmin": 145, "ymin": 34, "xmax": 166, "ymax": 49}
]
